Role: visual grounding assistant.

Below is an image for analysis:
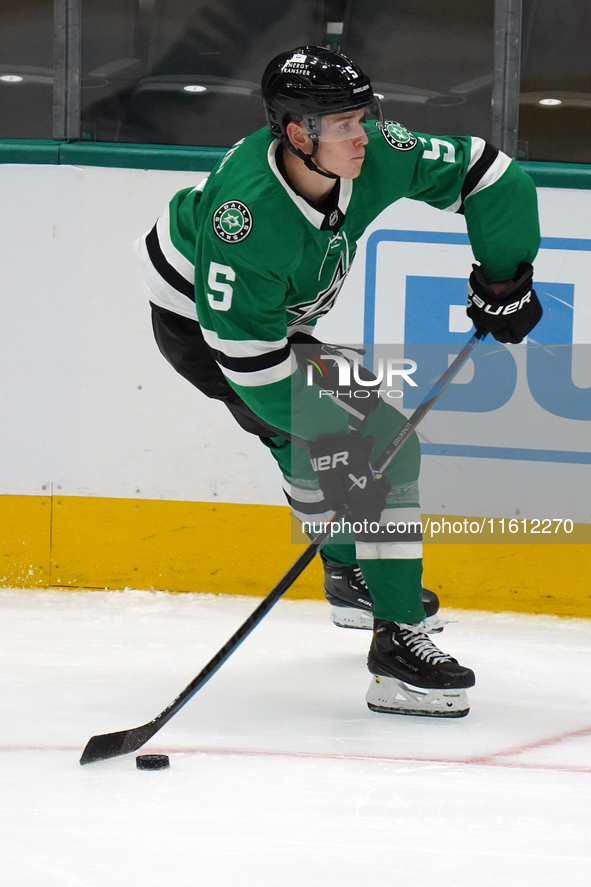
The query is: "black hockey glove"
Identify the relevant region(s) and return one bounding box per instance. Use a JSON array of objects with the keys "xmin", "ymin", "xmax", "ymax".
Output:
[
  {"xmin": 310, "ymin": 432, "xmax": 390, "ymax": 524},
  {"xmin": 467, "ymin": 262, "xmax": 543, "ymax": 344}
]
